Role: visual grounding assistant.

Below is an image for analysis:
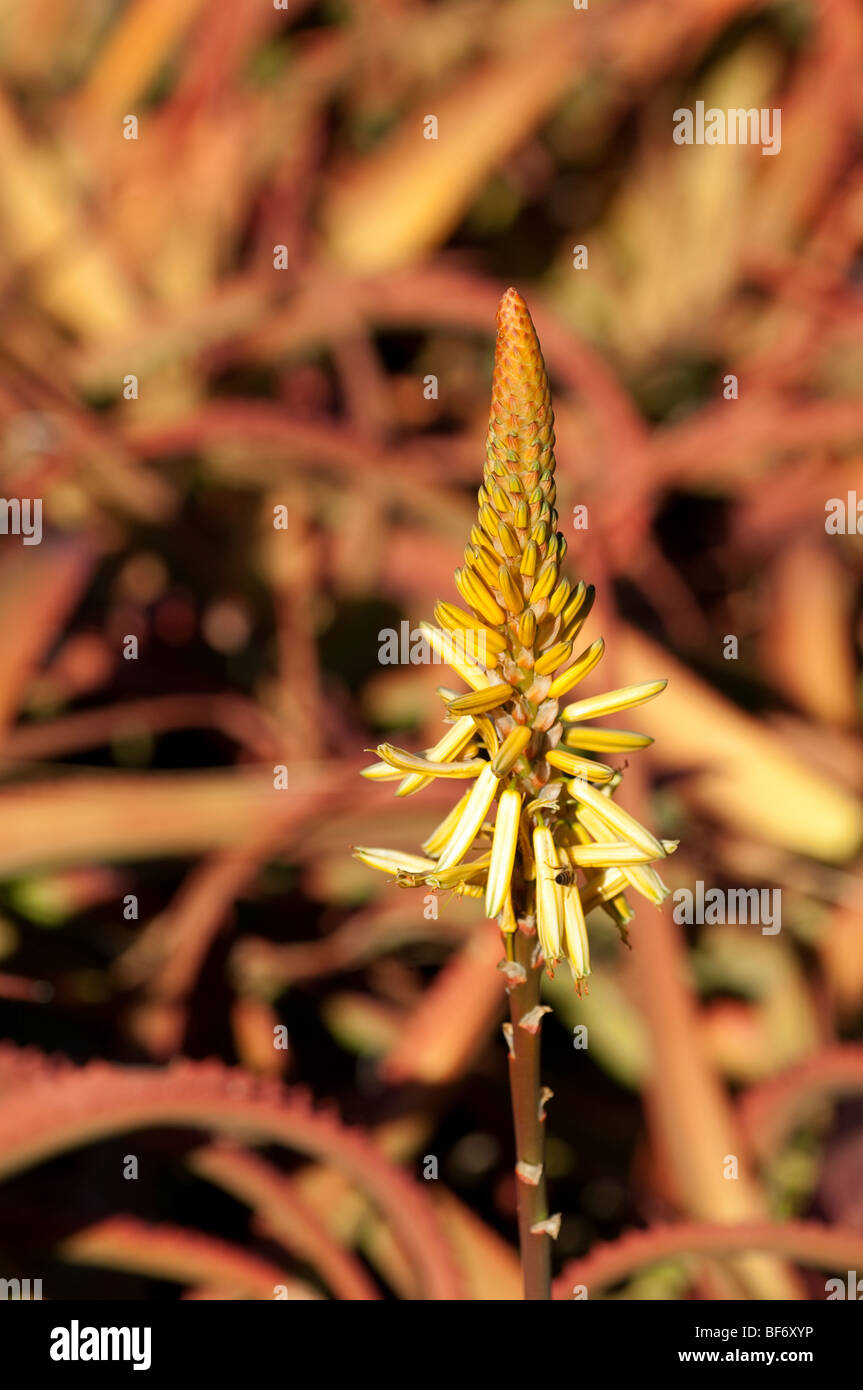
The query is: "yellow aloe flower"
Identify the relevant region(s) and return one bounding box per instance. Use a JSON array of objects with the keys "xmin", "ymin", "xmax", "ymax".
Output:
[{"xmin": 353, "ymin": 288, "xmax": 672, "ymax": 987}]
